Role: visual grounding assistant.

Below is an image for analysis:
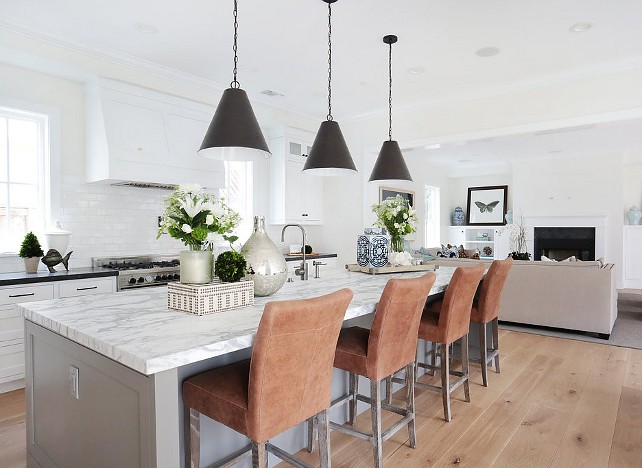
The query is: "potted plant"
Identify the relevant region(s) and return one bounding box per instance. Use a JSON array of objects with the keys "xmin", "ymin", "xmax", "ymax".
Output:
[
  {"xmin": 157, "ymin": 184, "xmax": 240, "ymax": 284},
  {"xmin": 19, "ymin": 232, "xmax": 44, "ymax": 274},
  {"xmin": 500, "ymin": 215, "xmax": 532, "ymax": 260},
  {"xmin": 371, "ymin": 195, "xmax": 417, "ymax": 253},
  {"xmin": 214, "ymin": 251, "xmax": 247, "ymax": 283}
]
